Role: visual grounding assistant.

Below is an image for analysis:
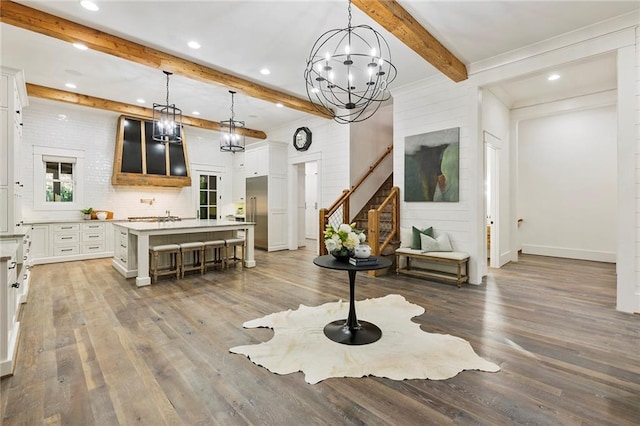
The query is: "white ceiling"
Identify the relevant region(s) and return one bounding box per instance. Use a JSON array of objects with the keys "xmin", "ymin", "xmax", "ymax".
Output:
[{"xmin": 1, "ymin": 1, "xmax": 638, "ymax": 137}]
